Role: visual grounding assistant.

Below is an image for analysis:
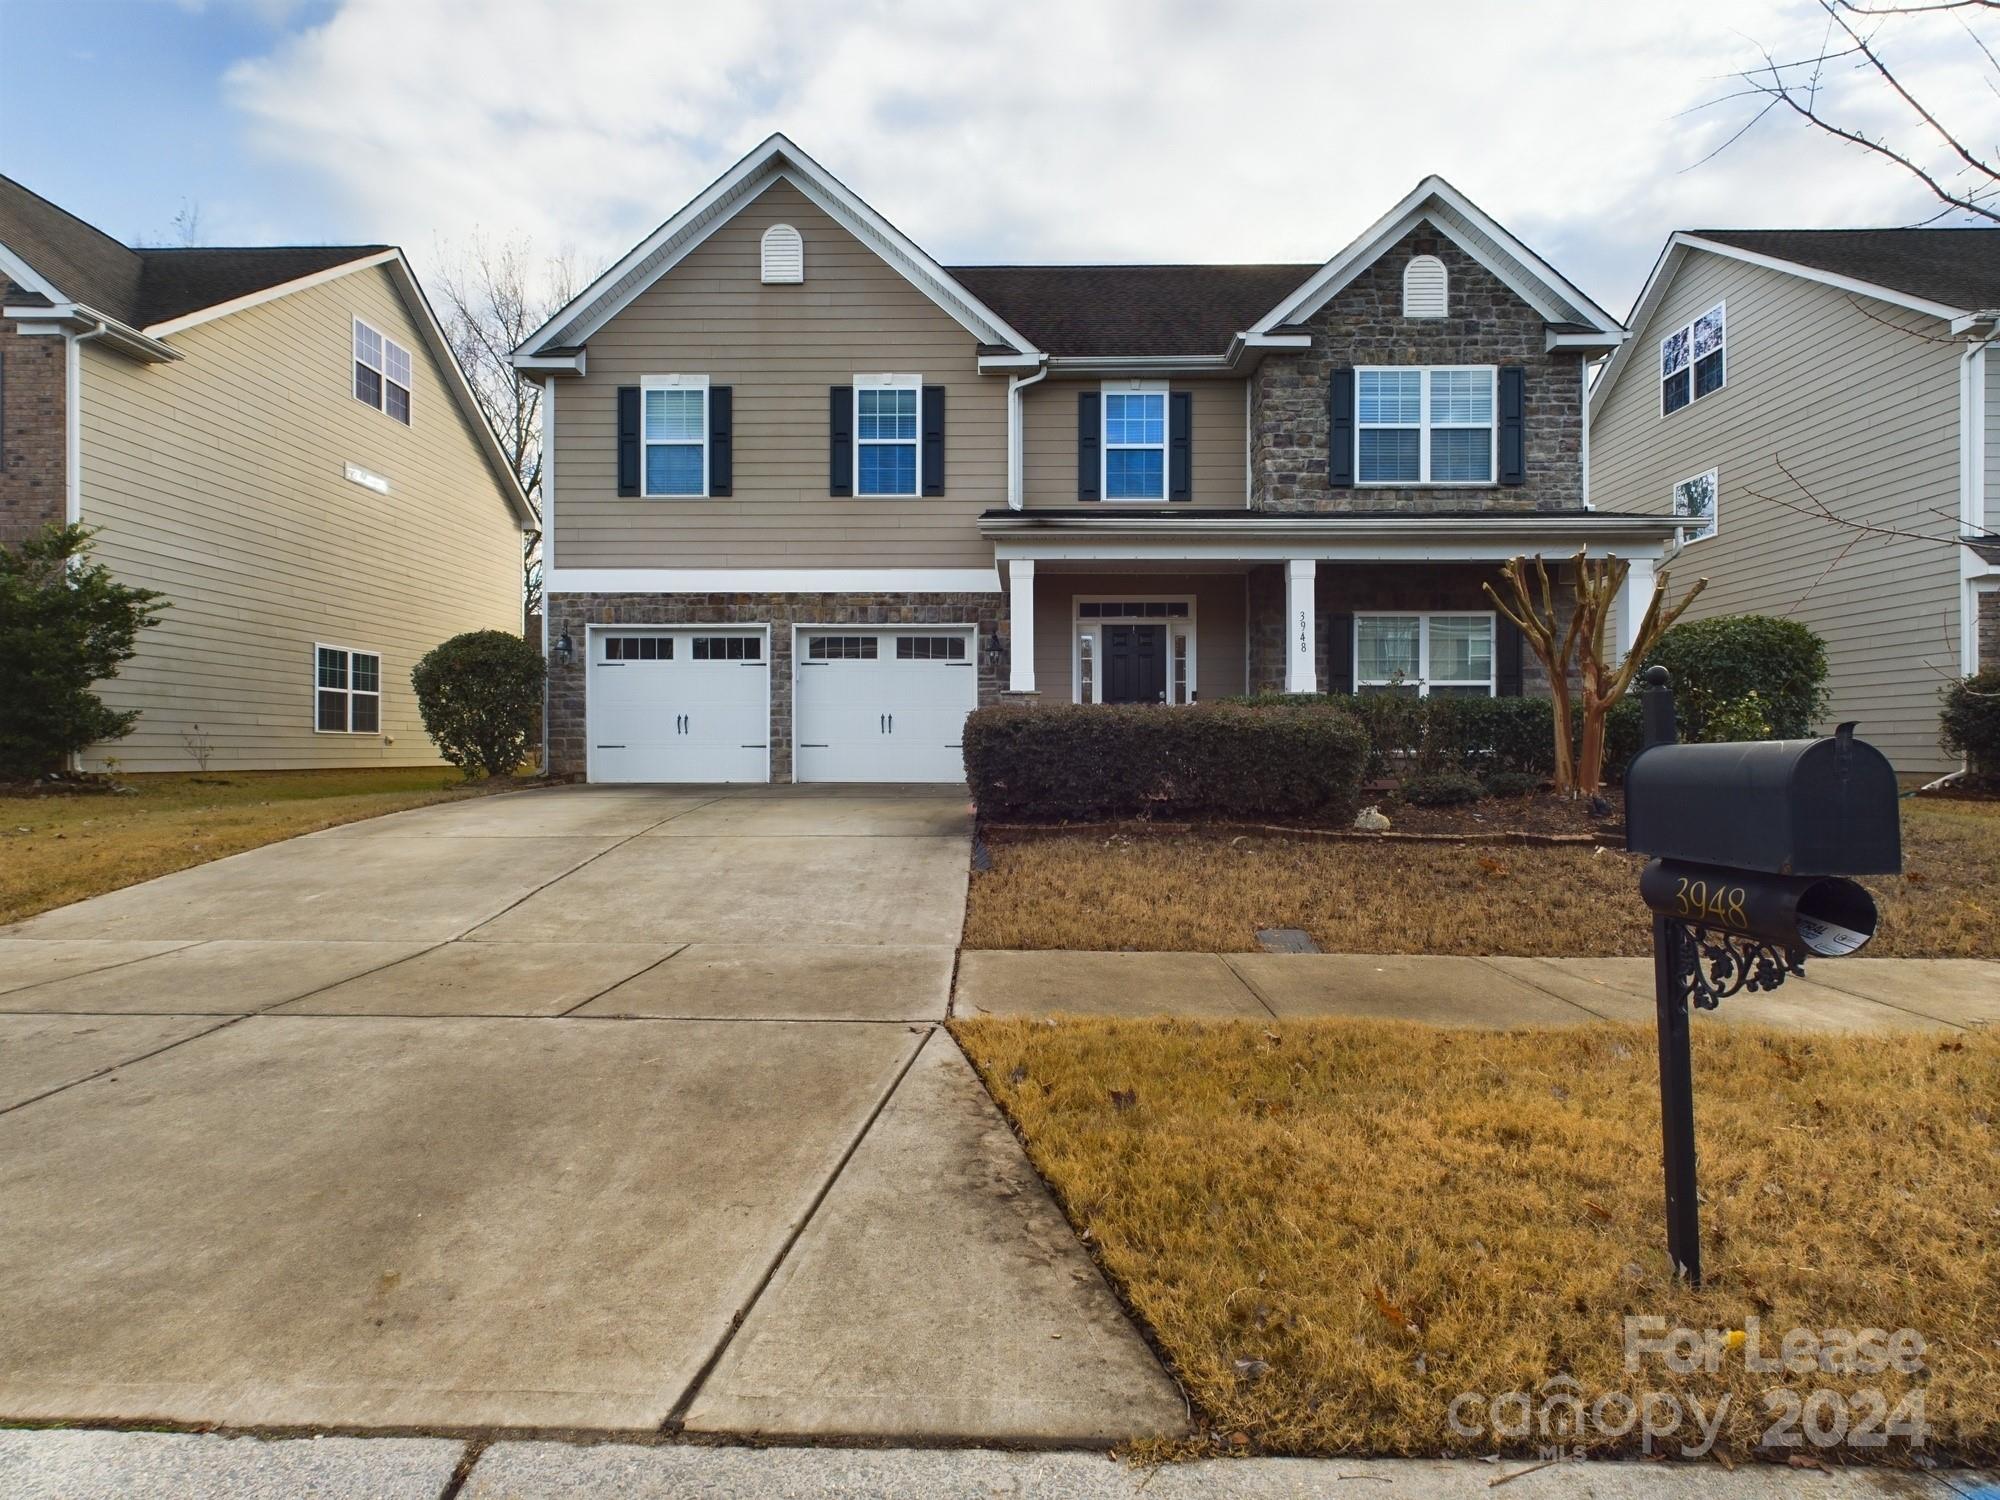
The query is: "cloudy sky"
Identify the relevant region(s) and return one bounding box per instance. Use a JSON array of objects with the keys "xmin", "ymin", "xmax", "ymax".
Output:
[{"xmin": 3, "ymin": 0, "xmax": 1991, "ymax": 317}]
